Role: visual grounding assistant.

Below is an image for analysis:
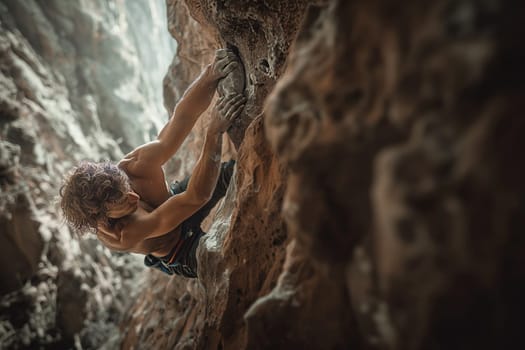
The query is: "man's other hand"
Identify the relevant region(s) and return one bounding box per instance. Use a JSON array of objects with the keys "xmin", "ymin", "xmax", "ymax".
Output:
[
  {"xmin": 208, "ymin": 49, "xmax": 239, "ymax": 81},
  {"xmin": 210, "ymin": 94, "xmax": 246, "ymax": 133}
]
